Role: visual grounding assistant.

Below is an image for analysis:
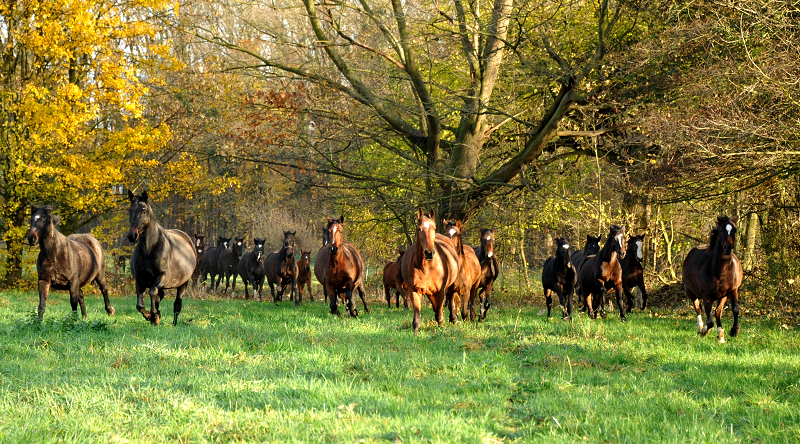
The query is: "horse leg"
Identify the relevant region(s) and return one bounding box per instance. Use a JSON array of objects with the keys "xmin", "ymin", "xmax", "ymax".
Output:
[
  {"xmin": 623, "ymin": 286, "xmax": 634, "ymax": 314},
  {"xmin": 293, "ymin": 277, "xmax": 301, "ymax": 307},
  {"xmin": 385, "ymin": 284, "xmax": 392, "ymax": 307},
  {"xmin": 446, "ymin": 289, "xmax": 458, "ymax": 324},
  {"xmin": 243, "ymin": 279, "xmax": 250, "ymax": 300},
  {"xmin": 729, "ymin": 289, "xmax": 740, "ymax": 337},
  {"xmin": 480, "ymin": 282, "xmax": 492, "ymax": 321},
  {"xmin": 68, "ymin": 282, "xmax": 82, "ymax": 316},
  {"xmin": 639, "ymin": 279, "xmax": 648, "ymax": 310},
  {"xmin": 345, "ymin": 287, "xmax": 357, "ymax": 317},
  {"xmin": 37, "ymin": 279, "xmax": 51, "ymax": 319},
  {"xmin": 77, "ymin": 287, "xmax": 87, "ymax": 318},
  {"xmin": 94, "ymin": 273, "xmax": 115, "ymax": 316},
  {"xmin": 231, "ymin": 273, "xmax": 238, "ymax": 298},
  {"xmin": 357, "ymin": 285, "xmax": 369, "ymax": 313},
  {"xmin": 268, "ymin": 281, "xmax": 278, "ymax": 305},
  {"xmin": 411, "ymin": 290, "xmax": 422, "ymax": 336},
  {"xmin": 135, "ymin": 280, "xmax": 152, "ymax": 321},
  {"xmin": 148, "ymin": 277, "xmax": 165, "ymax": 325},
  {"xmin": 566, "ymin": 289, "xmax": 573, "ymax": 321},
  {"xmin": 327, "ymin": 283, "xmax": 340, "ymax": 316},
  {"xmin": 173, "ymin": 282, "xmax": 188, "ymax": 326},
  {"xmin": 433, "ymin": 291, "xmax": 446, "ymax": 327},
  {"xmin": 715, "ymin": 296, "xmax": 728, "ymax": 343},
  {"xmin": 615, "ymin": 285, "xmax": 626, "ymax": 322},
  {"xmin": 586, "ymin": 293, "xmax": 596, "ymax": 319},
  {"xmin": 703, "ymin": 298, "xmax": 715, "ymax": 335}
]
